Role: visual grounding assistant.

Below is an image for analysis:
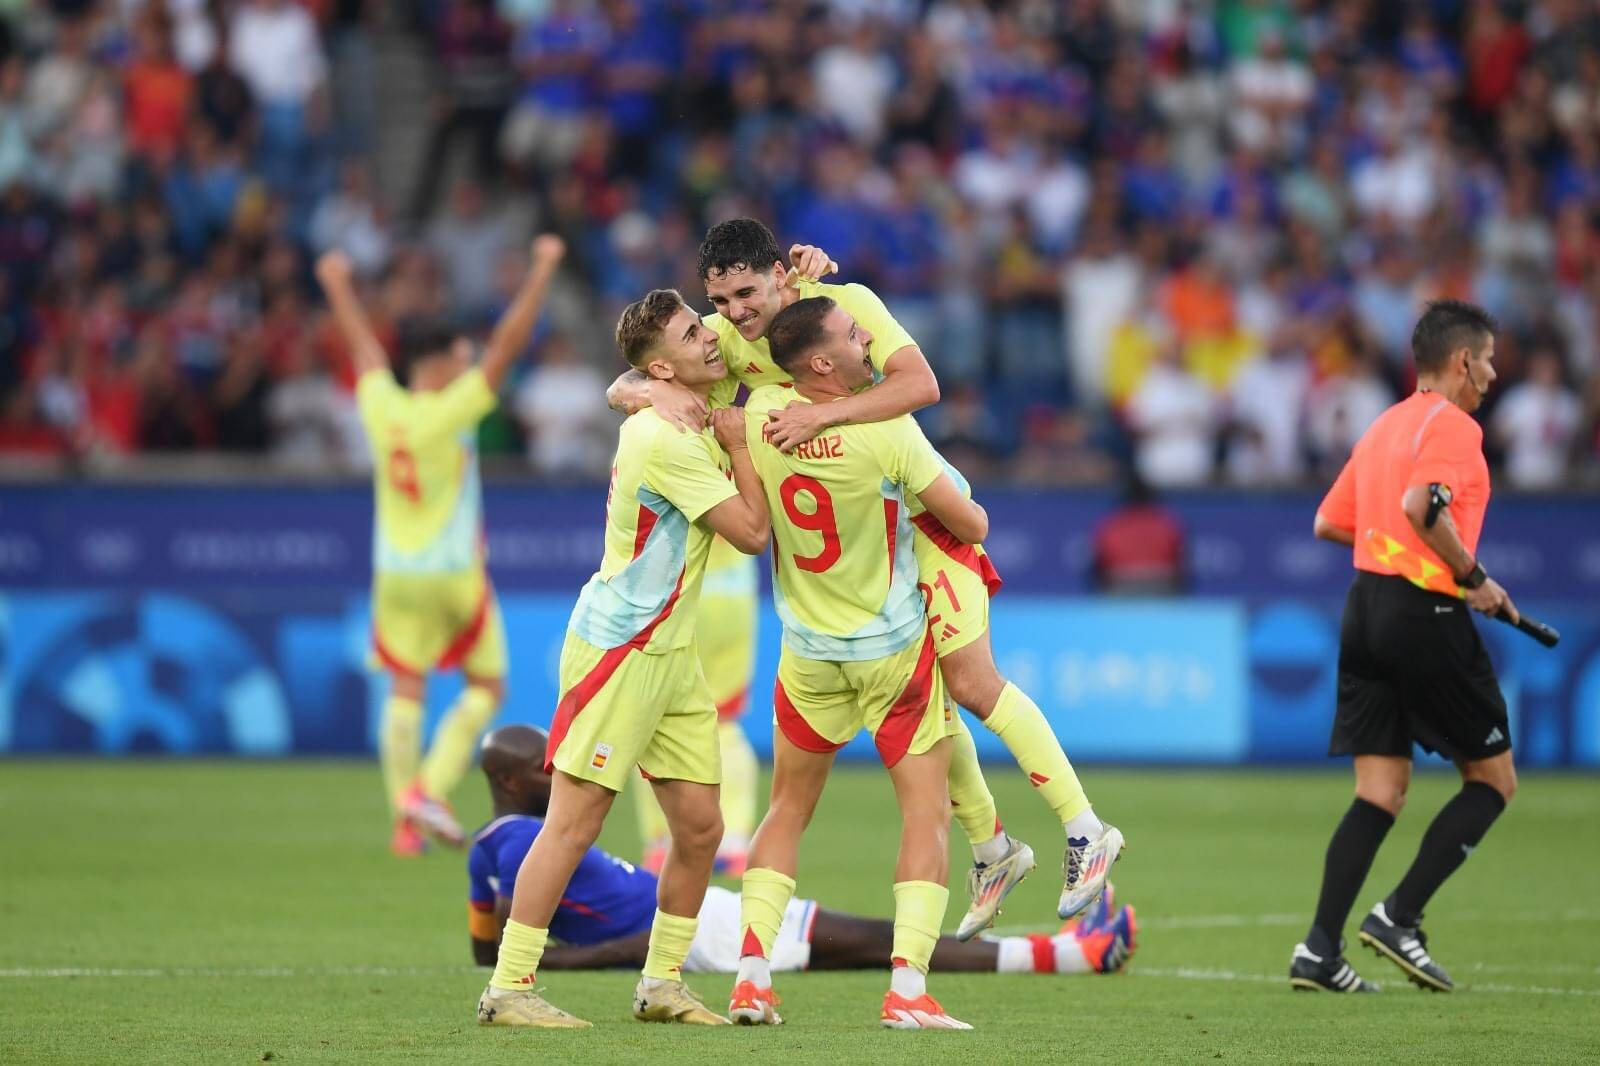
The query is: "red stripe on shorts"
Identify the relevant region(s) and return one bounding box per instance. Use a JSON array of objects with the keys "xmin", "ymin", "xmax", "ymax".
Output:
[
  {"xmin": 437, "ymin": 582, "xmax": 493, "ymax": 672},
  {"xmin": 774, "ymin": 679, "xmax": 845, "ymax": 754},
  {"xmin": 872, "ymin": 628, "xmax": 939, "ymax": 768},
  {"xmin": 371, "ymin": 627, "xmax": 425, "ymax": 680},
  {"xmin": 545, "ymin": 573, "xmax": 685, "ymax": 773},
  {"xmin": 910, "ymin": 513, "xmax": 1003, "ymax": 597},
  {"xmin": 715, "ymin": 687, "xmax": 749, "ymax": 722}
]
